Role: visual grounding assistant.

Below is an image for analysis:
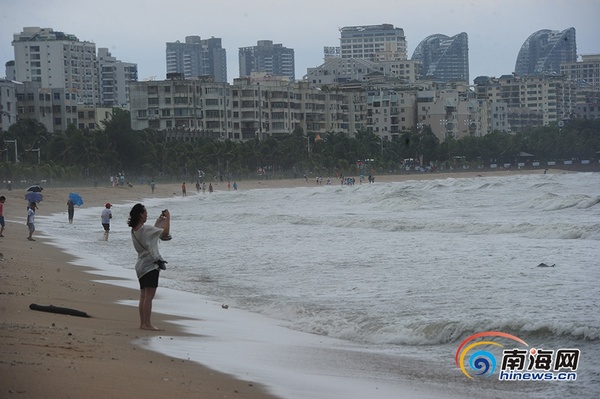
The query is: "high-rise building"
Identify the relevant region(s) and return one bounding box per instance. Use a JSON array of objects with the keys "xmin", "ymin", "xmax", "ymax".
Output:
[
  {"xmin": 97, "ymin": 48, "xmax": 138, "ymax": 107},
  {"xmin": 12, "ymin": 27, "xmax": 99, "ymax": 105},
  {"xmin": 514, "ymin": 28, "xmax": 576, "ymax": 76},
  {"xmin": 166, "ymin": 36, "xmax": 227, "ymax": 82},
  {"xmin": 339, "ymin": 24, "xmax": 407, "ymax": 61},
  {"xmin": 239, "ymin": 40, "xmax": 295, "ymax": 81},
  {"xmin": 411, "ymin": 33, "xmax": 469, "ymax": 83}
]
